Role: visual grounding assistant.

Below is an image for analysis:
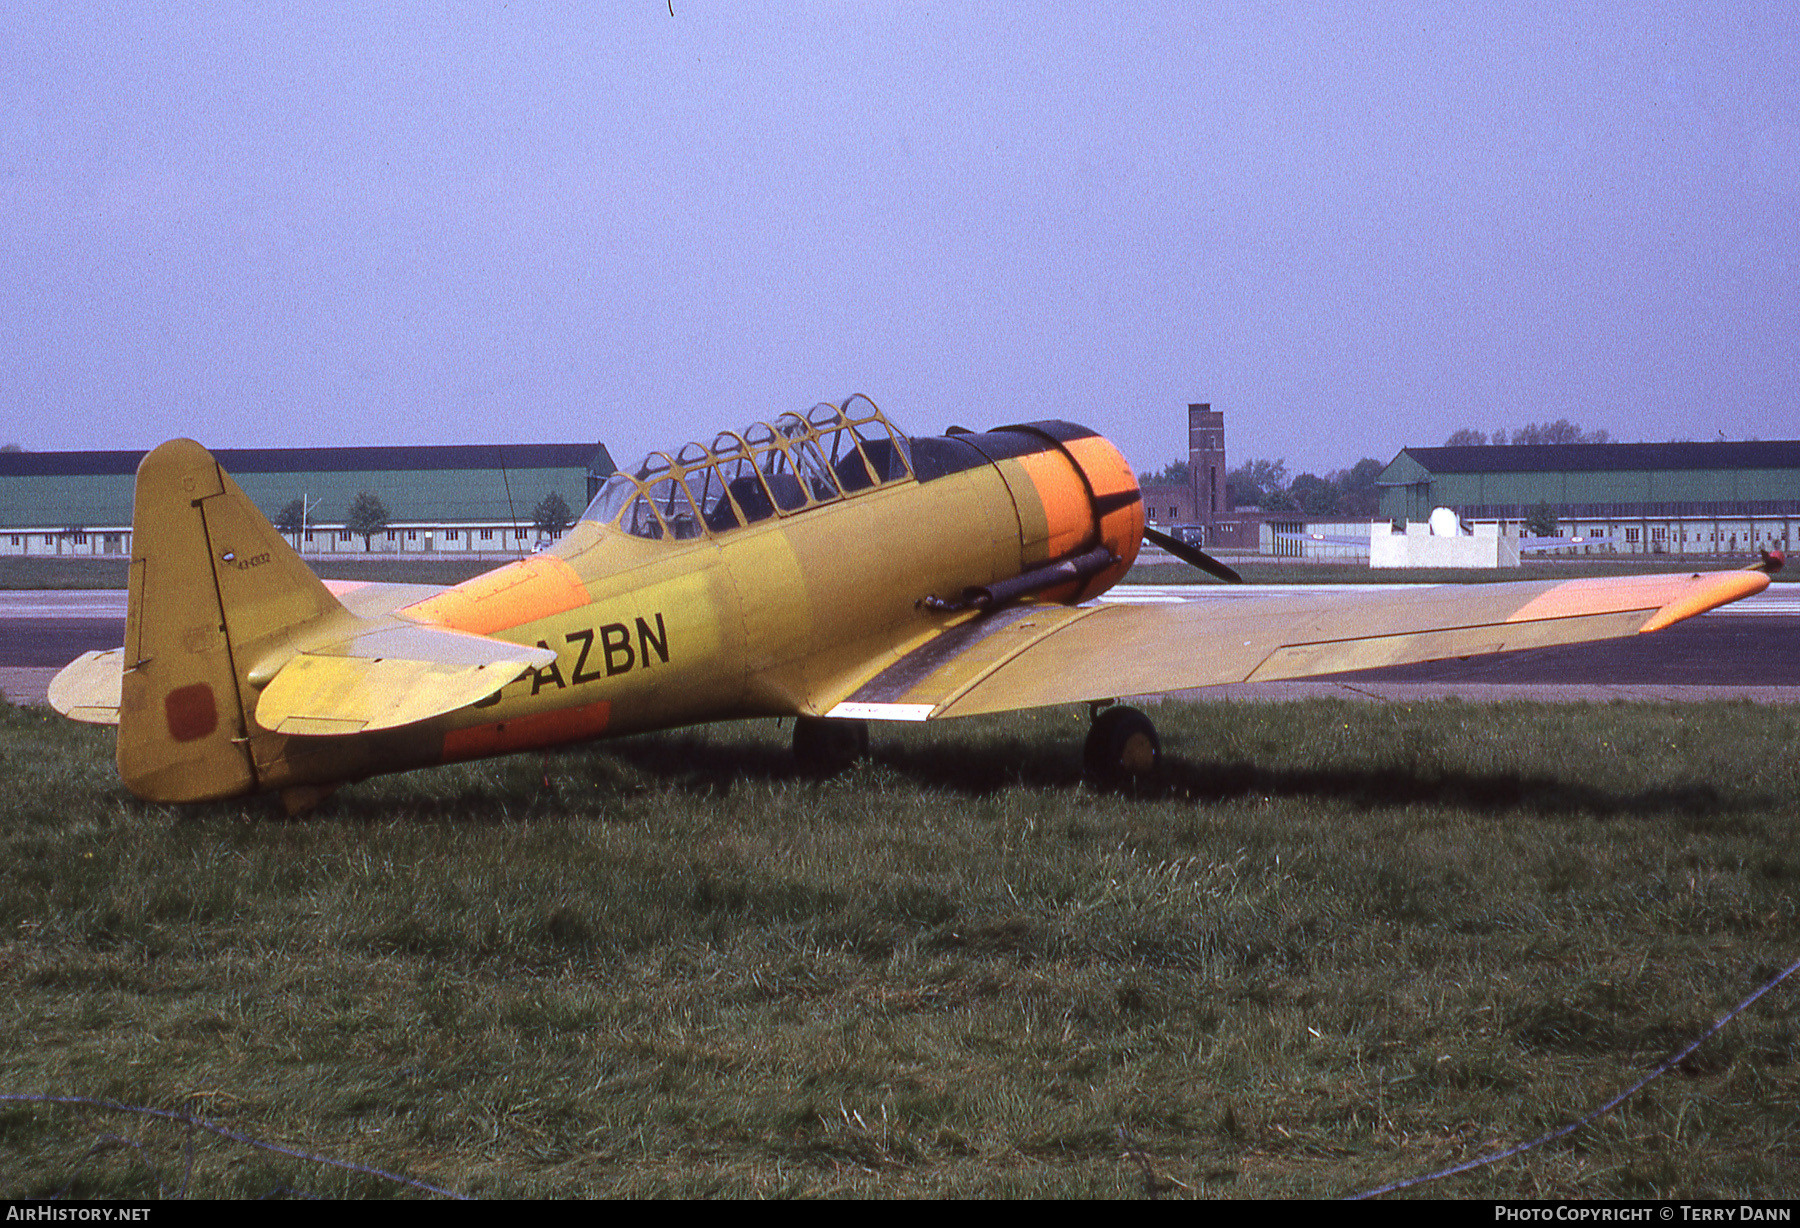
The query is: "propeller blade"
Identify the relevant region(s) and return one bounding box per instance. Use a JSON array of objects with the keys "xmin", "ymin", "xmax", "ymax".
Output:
[{"xmin": 1143, "ymin": 527, "xmax": 1243, "ymax": 584}]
